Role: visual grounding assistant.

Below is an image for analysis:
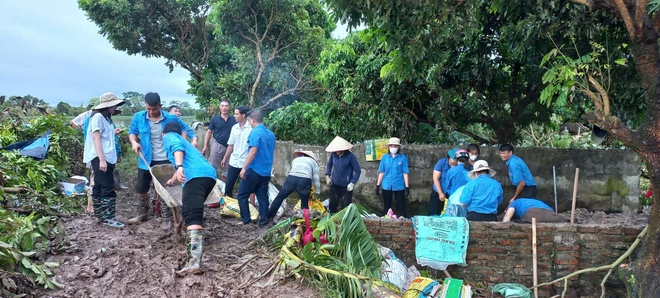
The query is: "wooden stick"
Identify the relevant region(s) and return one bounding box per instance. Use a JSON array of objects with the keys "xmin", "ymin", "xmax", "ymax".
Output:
[
  {"xmin": 532, "ymin": 217, "xmax": 538, "ymax": 298},
  {"xmin": 570, "ymin": 168, "xmax": 580, "ymax": 224}
]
